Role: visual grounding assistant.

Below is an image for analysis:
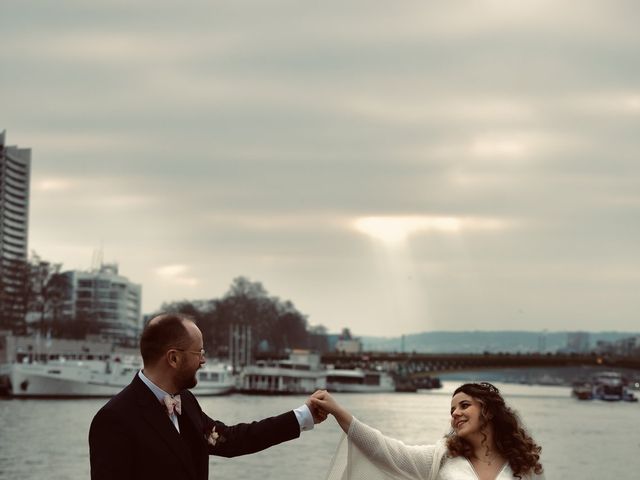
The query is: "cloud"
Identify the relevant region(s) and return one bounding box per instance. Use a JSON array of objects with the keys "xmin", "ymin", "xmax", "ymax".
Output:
[
  {"xmin": 155, "ymin": 264, "xmax": 199, "ymax": 286},
  {"xmin": 33, "ymin": 178, "xmax": 75, "ymax": 192},
  {"xmin": 568, "ymin": 91, "xmax": 640, "ymax": 115},
  {"xmin": 2, "ymin": 0, "xmax": 638, "ymax": 333},
  {"xmin": 344, "ymin": 95, "xmax": 537, "ymax": 125},
  {"xmin": 353, "ymin": 215, "xmax": 508, "ymax": 245}
]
